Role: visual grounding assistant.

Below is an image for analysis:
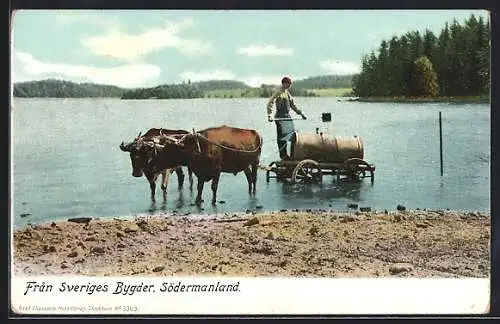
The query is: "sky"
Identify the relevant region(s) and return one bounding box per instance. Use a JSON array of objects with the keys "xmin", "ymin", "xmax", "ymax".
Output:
[{"xmin": 11, "ymin": 9, "xmax": 489, "ymax": 88}]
